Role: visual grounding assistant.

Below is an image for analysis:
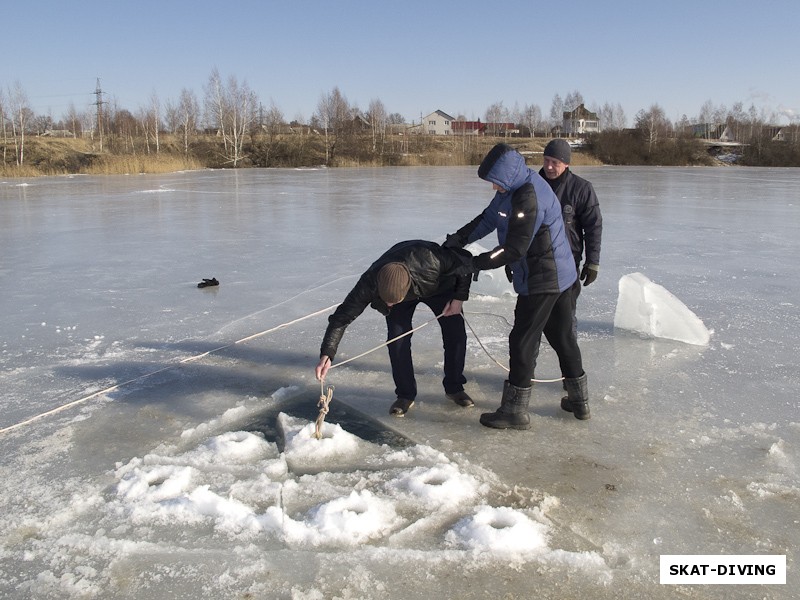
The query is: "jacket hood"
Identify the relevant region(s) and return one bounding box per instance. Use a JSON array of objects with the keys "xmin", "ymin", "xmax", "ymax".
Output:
[{"xmin": 478, "ymin": 145, "xmax": 528, "ymax": 192}]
